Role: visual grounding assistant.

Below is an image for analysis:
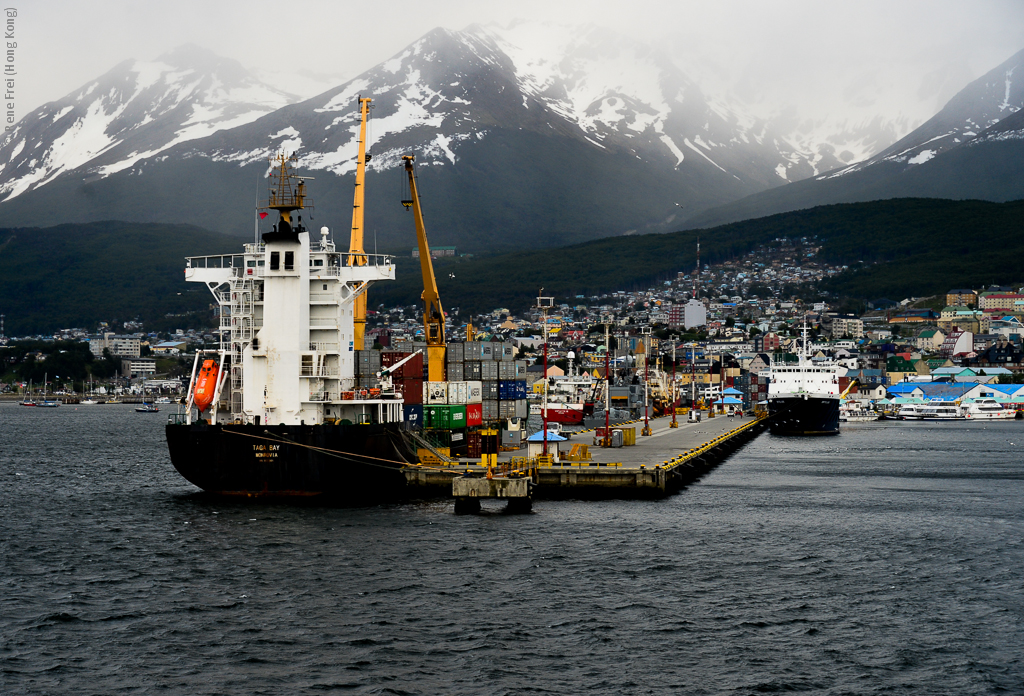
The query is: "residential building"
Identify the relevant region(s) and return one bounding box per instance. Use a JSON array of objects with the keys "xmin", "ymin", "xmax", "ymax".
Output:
[
  {"xmin": 90, "ymin": 333, "xmax": 141, "ymax": 358},
  {"xmin": 945, "ymin": 289, "xmax": 977, "ymax": 307}
]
